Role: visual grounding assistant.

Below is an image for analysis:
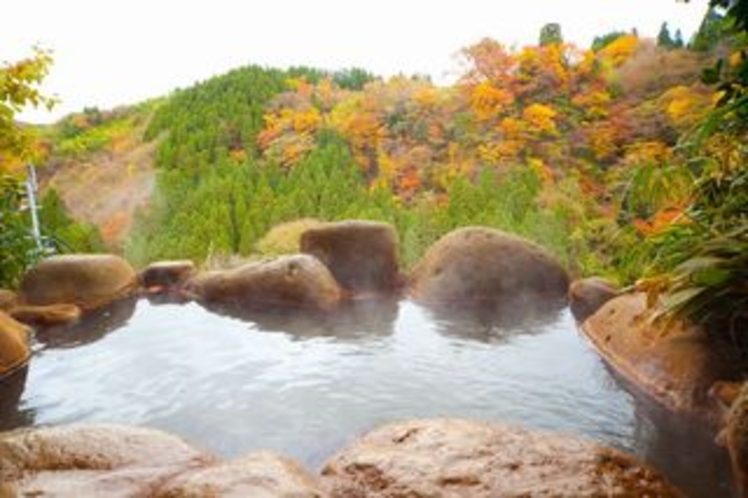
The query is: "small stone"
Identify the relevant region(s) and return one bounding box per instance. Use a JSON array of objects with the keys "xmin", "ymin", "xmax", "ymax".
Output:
[
  {"xmin": 10, "ymin": 303, "xmax": 81, "ymax": 326},
  {"xmin": 140, "ymin": 260, "xmax": 197, "ymax": 291},
  {"xmin": 569, "ymin": 277, "xmax": 619, "ymax": 322}
]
